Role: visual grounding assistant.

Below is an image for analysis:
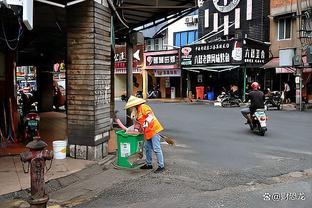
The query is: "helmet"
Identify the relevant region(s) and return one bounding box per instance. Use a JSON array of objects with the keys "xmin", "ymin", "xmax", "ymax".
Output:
[
  {"xmin": 124, "ymin": 95, "xmax": 146, "ymax": 109},
  {"xmin": 251, "ymin": 82, "xmax": 260, "ymax": 90}
]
